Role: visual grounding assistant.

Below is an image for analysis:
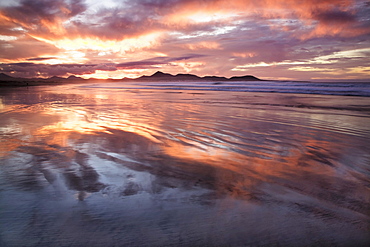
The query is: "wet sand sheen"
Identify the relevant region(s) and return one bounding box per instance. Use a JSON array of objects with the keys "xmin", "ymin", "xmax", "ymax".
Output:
[{"xmin": 0, "ymin": 84, "xmax": 369, "ymax": 246}]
